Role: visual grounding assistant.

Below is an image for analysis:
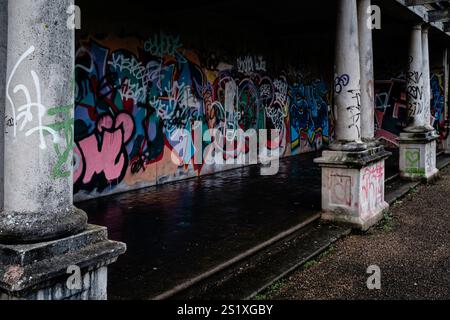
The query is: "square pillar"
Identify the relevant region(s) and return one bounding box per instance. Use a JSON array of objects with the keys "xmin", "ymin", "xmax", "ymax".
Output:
[
  {"xmin": 399, "ymin": 131, "xmax": 439, "ymax": 181},
  {"xmin": 315, "ymin": 147, "xmax": 391, "ymax": 231},
  {"xmin": 443, "ymin": 128, "xmax": 450, "ymax": 154}
]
